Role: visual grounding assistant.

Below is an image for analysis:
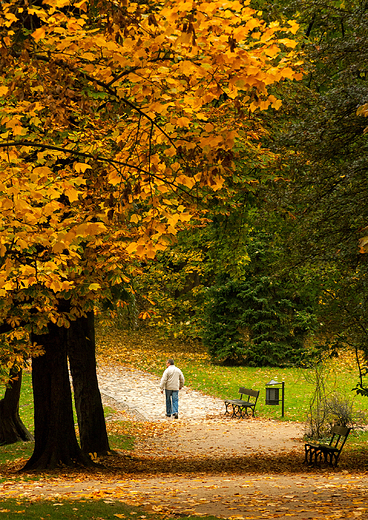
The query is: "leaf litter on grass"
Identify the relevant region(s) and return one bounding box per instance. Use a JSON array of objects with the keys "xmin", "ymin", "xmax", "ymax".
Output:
[{"xmin": 0, "ymin": 467, "xmax": 367, "ymax": 520}]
